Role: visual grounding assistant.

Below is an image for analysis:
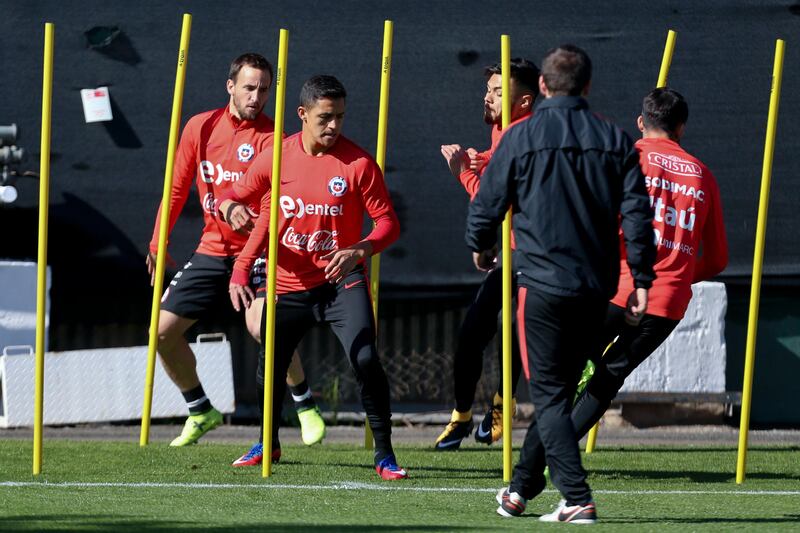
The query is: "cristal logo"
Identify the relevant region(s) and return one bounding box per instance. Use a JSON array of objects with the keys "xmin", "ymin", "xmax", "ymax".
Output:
[
  {"xmin": 281, "ymin": 226, "xmax": 338, "ymax": 252},
  {"xmin": 199, "ymin": 160, "xmax": 243, "ymax": 185},
  {"xmin": 279, "ymin": 195, "xmax": 344, "ymax": 219},
  {"xmin": 647, "ymin": 152, "xmax": 702, "ymax": 178}
]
